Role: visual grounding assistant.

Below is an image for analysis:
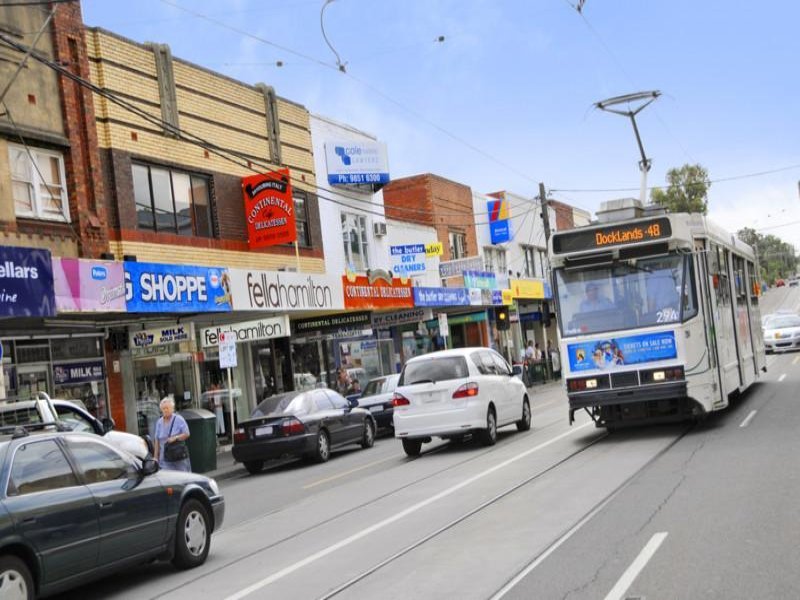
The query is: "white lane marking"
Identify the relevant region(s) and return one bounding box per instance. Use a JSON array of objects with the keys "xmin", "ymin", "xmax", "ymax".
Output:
[
  {"xmin": 302, "ymin": 455, "xmax": 398, "ymax": 490},
  {"xmin": 779, "ymin": 373, "xmax": 787, "ymax": 382},
  {"xmin": 491, "ymin": 490, "xmax": 619, "ymax": 600},
  {"xmin": 533, "ymin": 400, "xmax": 557, "ymax": 410},
  {"xmin": 224, "ymin": 422, "xmax": 593, "ymax": 600},
  {"xmin": 792, "ymin": 356, "xmax": 800, "ymax": 365},
  {"xmin": 739, "ymin": 410, "xmax": 758, "ymax": 428},
  {"xmin": 604, "ymin": 532, "xmax": 669, "ymax": 600}
]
